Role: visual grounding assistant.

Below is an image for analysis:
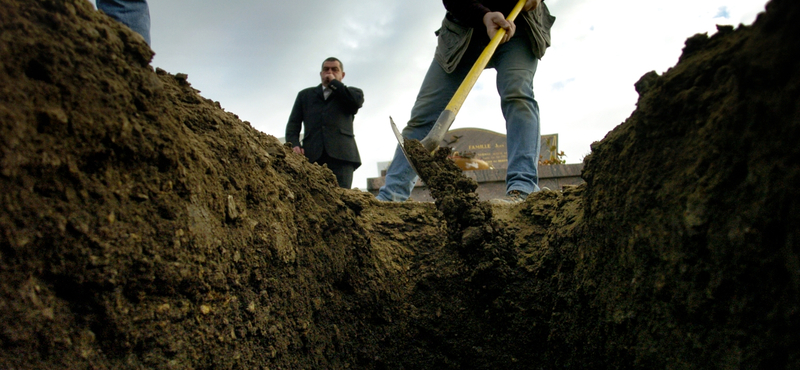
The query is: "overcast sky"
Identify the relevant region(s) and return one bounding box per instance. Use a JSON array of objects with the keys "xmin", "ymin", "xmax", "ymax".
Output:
[{"xmin": 143, "ymin": 0, "xmax": 768, "ymax": 190}]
